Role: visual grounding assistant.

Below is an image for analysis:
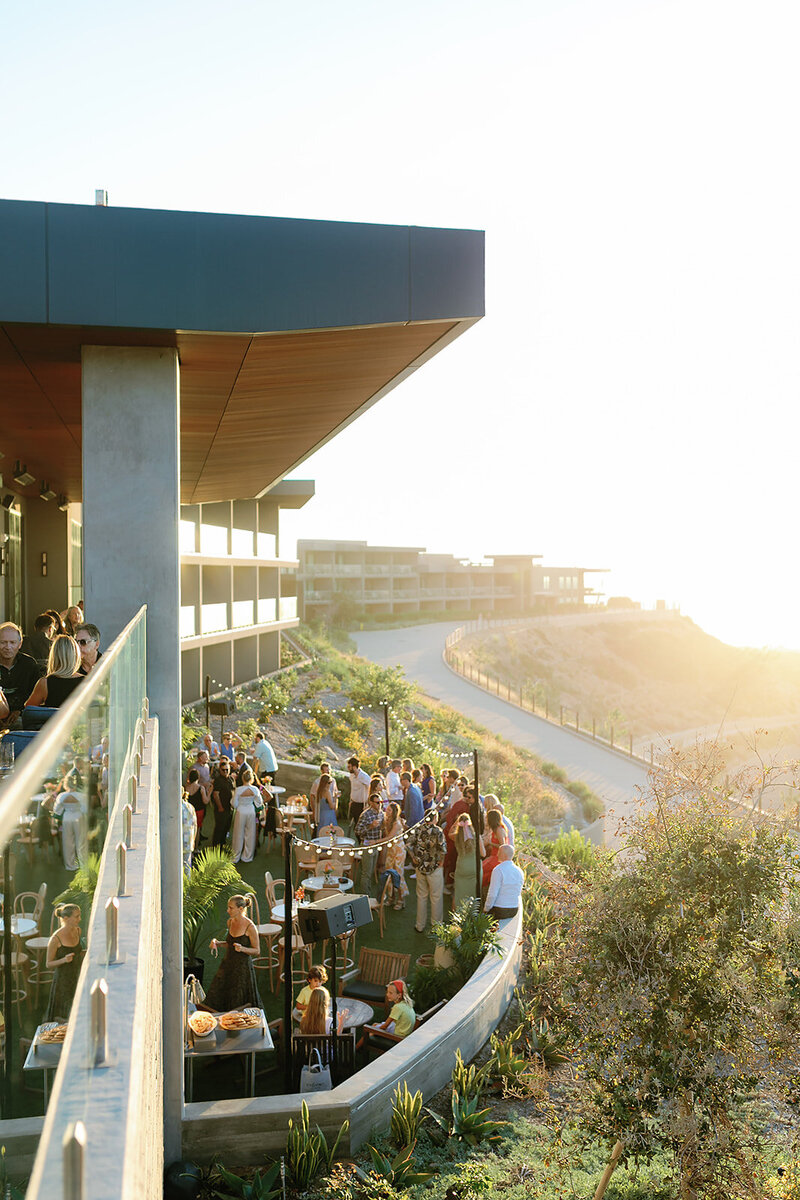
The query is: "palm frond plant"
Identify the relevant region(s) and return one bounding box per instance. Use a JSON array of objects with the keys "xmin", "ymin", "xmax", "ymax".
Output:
[
  {"xmin": 183, "ymin": 847, "xmax": 252, "ymax": 970},
  {"xmin": 54, "ymin": 852, "xmax": 103, "ymax": 925}
]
